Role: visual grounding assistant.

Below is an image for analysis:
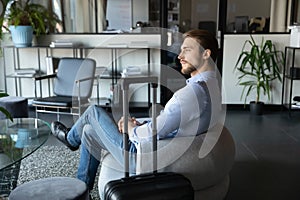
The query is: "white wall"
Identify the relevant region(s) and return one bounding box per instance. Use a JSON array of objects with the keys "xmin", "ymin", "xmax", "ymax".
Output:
[{"xmin": 222, "ymin": 34, "xmax": 294, "ymax": 105}]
